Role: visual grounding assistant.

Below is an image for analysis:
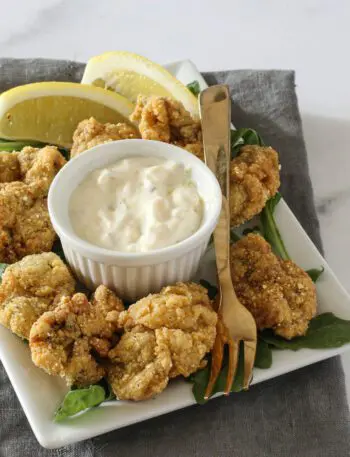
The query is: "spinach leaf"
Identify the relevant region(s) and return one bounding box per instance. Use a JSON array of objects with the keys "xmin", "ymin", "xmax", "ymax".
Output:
[
  {"xmin": 306, "ymin": 267, "xmax": 324, "ymax": 283},
  {"xmin": 242, "ymin": 226, "xmax": 262, "ymax": 237},
  {"xmin": 199, "ymin": 279, "xmax": 218, "ymax": 300},
  {"xmin": 260, "ymin": 192, "xmax": 290, "ymax": 261},
  {"xmin": 254, "ymin": 339, "xmax": 272, "ymax": 369},
  {"xmin": 0, "ymin": 263, "xmax": 7, "ymax": 282},
  {"xmin": 57, "ymin": 147, "xmax": 70, "ymax": 160},
  {"xmin": 230, "ymin": 228, "xmax": 241, "ymax": 244},
  {"xmin": 54, "ymin": 385, "xmax": 106, "ymax": 421},
  {"xmin": 187, "ymin": 80, "xmax": 201, "ymax": 97},
  {"xmin": 97, "ymin": 378, "xmax": 116, "ymax": 401},
  {"xmin": 0, "ymin": 140, "xmax": 70, "ymax": 160},
  {"xmin": 0, "ymin": 140, "xmax": 42, "ymax": 151},
  {"xmin": 260, "ymin": 193, "xmax": 325, "ymax": 282},
  {"xmin": 260, "ymin": 313, "xmax": 350, "ymax": 350},
  {"xmin": 189, "ymin": 343, "xmax": 245, "ymax": 404},
  {"xmin": 230, "ymin": 128, "xmax": 264, "ymax": 158}
]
